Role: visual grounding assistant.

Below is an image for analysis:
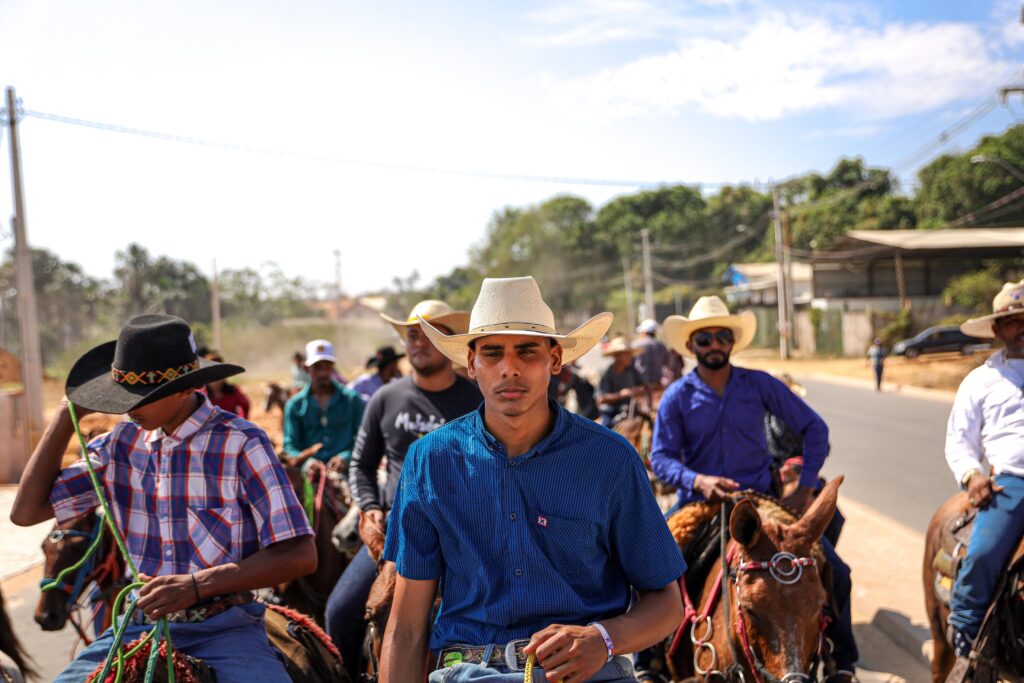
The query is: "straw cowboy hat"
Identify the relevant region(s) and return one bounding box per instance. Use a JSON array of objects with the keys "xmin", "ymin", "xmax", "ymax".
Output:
[
  {"xmin": 961, "ymin": 279, "xmax": 1024, "ymax": 339},
  {"xmin": 380, "ymin": 300, "xmax": 470, "ymax": 337},
  {"xmin": 602, "ymin": 336, "xmax": 640, "ymax": 356},
  {"xmin": 663, "ymin": 295, "xmax": 757, "ymax": 356},
  {"xmin": 66, "ymin": 314, "xmax": 243, "ymax": 414},
  {"xmin": 418, "ymin": 276, "xmax": 613, "ymax": 365}
]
